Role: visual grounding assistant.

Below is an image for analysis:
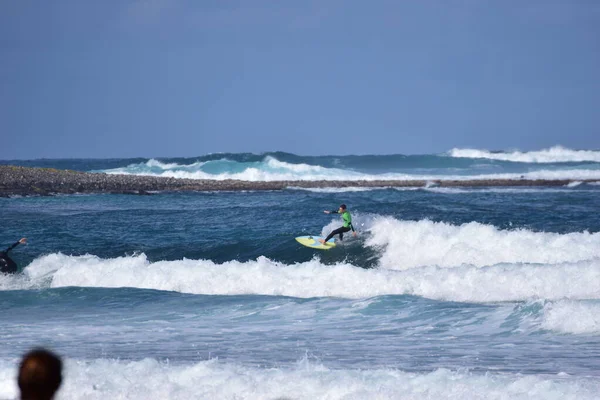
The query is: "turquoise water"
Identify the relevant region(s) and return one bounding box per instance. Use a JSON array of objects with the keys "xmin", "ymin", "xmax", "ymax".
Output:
[{"xmin": 1, "ymin": 152, "xmax": 600, "ymax": 399}]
